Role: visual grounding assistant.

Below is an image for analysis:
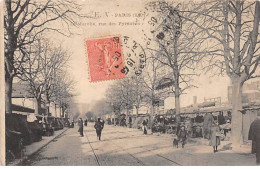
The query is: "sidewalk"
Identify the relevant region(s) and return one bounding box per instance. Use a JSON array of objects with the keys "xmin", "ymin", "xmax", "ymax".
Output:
[
  {"xmin": 7, "ymin": 127, "xmax": 69, "ymax": 166},
  {"xmin": 145, "ymin": 127, "xmax": 252, "ymax": 153}
]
